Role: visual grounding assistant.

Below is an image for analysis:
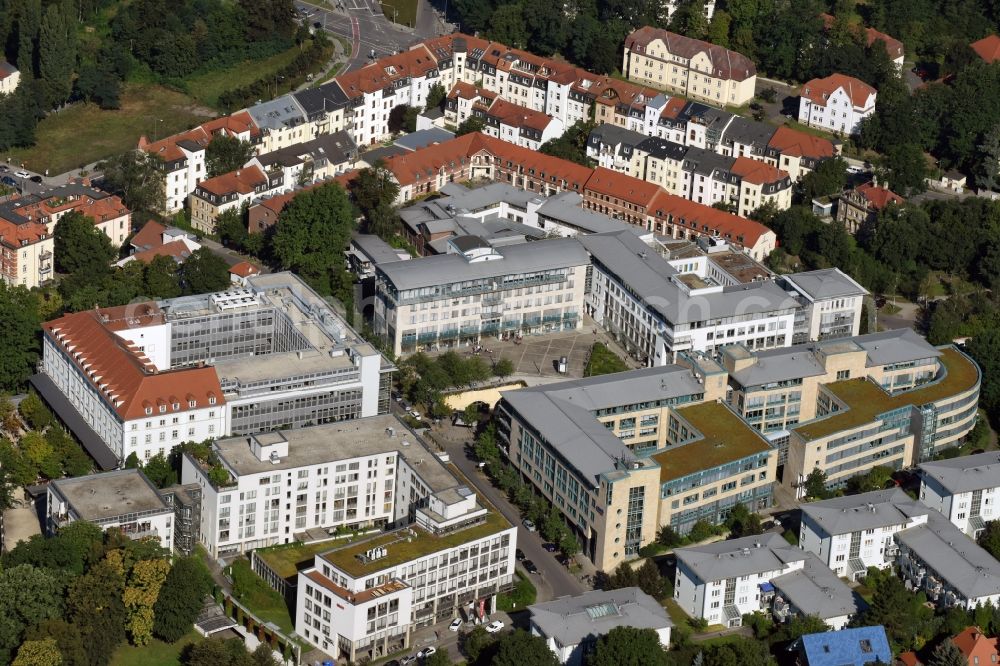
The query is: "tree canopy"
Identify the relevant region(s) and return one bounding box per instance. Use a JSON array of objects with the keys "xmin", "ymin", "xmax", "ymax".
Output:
[
  {"xmin": 591, "ymin": 626, "xmax": 668, "ymax": 666},
  {"xmin": 206, "ymin": 135, "xmax": 255, "ymax": 178}
]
